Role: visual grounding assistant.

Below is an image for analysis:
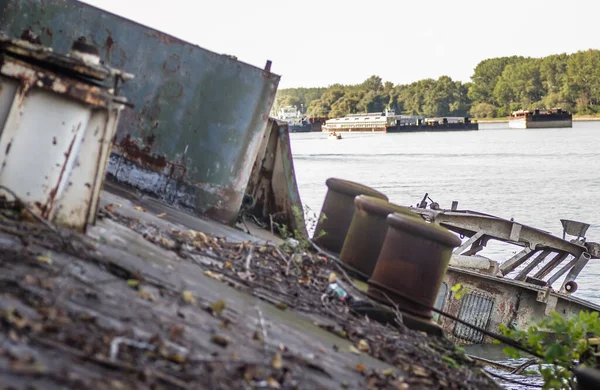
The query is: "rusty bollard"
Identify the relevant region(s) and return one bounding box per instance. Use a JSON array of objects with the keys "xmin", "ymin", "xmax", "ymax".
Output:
[
  {"xmin": 313, "ymin": 178, "xmax": 388, "ymax": 254},
  {"xmin": 339, "ymin": 196, "xmax": 416, "ymax": 281},
  {"xmin": 367, "ymin": 213, "xmax": 461, "ymax": 319}
]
